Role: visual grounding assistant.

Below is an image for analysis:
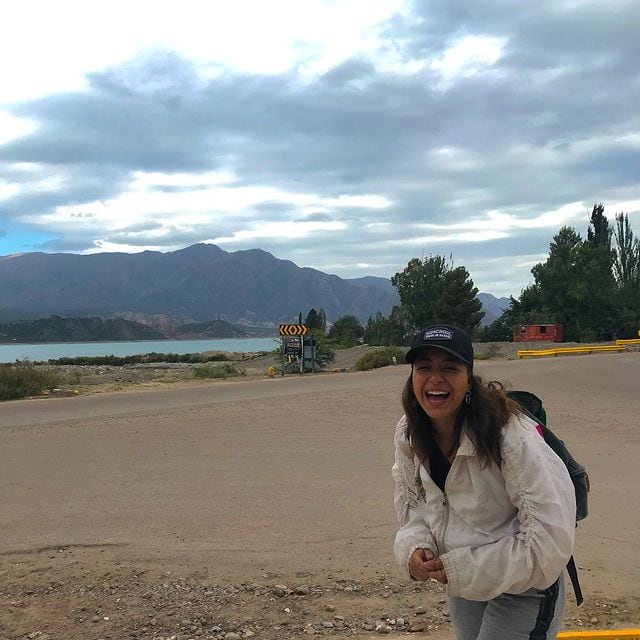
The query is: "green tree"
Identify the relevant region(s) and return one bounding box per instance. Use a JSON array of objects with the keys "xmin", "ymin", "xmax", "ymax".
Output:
[
  {"xmin": 613, "ymin": 212, "xmax": 640, "ymax": 289},
  {"xmin": 432, "ymin": 266, "xmax": 484, "ymax": 333},
  {"xmin": 502, "ymin": 203, "xmax": 640, "ymax": 342},
  {"xmin": 529, "ymin": 226, "xmax": 583, "ymax": 340},
  {"xmin": 319, "ymin": 308, "xmax": 327, "ymax": 333},
  {"xmin": 364, "ymin": 306, "xmax": 410, "ymax": 346},
  {"xmin": 305, "ymin": 308, "xmax": 327, "ymax": 333},
  {"xmin": 328, "ymin": 315, "xmax": 364, "ymax": 347},
  {"xmin": 311, "ymin": 334, "xmax": 336, "ymax": 367},
  {"xmin": 391, "ymin": 256, "xmax": 448, "ymax": 329},
  {"xmin": 575, "ymin": 204, "xmax": 617, "ymax": 339},
  {"xmin": 613, "ymin": 212, "xmax": 640, "ymax": 337},
  {"xmin": 364, "ymin": 312, "xmax": 388, "ymax": 346},
  {"xmin": 391, "ymin": 256, "xmax": 484, "ymax": 333},
  {"xmin": 480, "ymin": 294, "xmax": 557, "ymax": 342}
]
